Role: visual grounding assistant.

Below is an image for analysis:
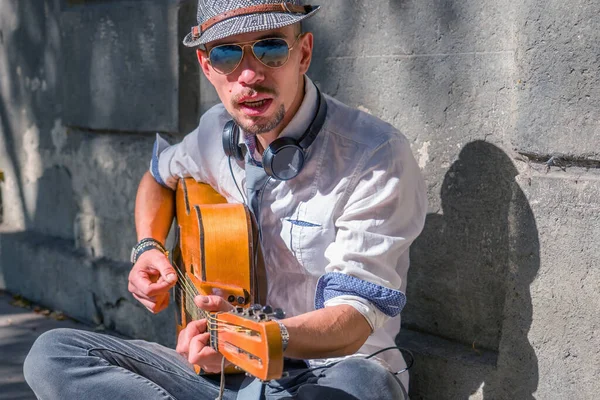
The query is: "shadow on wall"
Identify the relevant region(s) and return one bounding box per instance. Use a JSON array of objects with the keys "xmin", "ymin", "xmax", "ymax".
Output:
[{"xmin": 407, "ymin": 141, "xmax": 539, "ymax": 399}]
